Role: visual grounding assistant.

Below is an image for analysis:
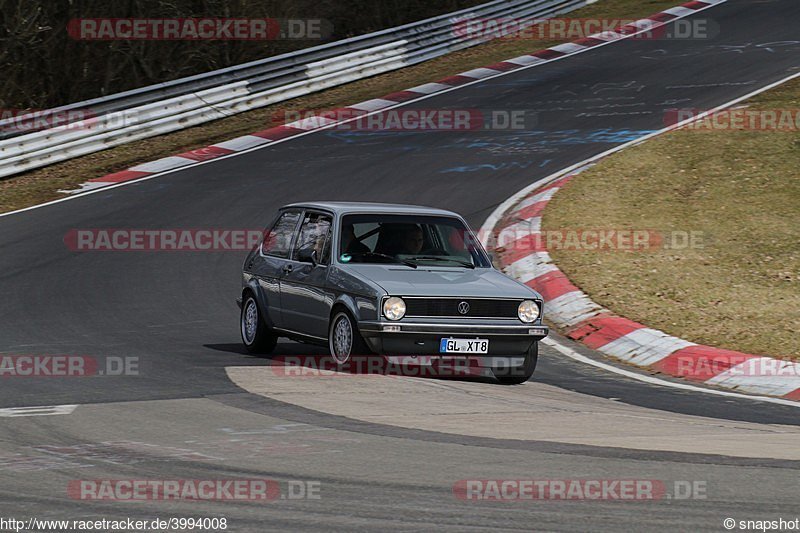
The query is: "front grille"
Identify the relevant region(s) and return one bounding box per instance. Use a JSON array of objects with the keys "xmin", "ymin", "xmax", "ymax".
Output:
[{"xmin": 403, "ymin": 298, "xmax": 523, "ymax": 318}]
